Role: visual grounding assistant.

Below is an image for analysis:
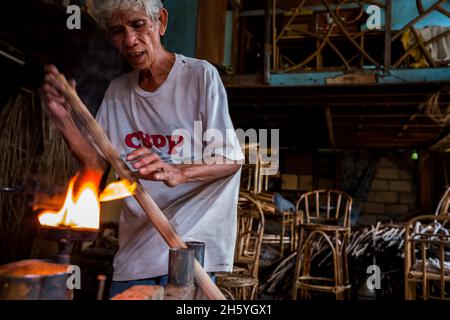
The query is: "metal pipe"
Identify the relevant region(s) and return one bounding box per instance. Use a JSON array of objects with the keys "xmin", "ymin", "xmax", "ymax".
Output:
[
  {"xmin": 168, "ymin": 248, "xmax": 195, "ymax": 287},
  {"xmin": 57, "ymin": 238, "xmax": 71, "ymax": 265},
  {"xmin": 186, "ymin": 241, "xmax": 205, "ymax": 268}
]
